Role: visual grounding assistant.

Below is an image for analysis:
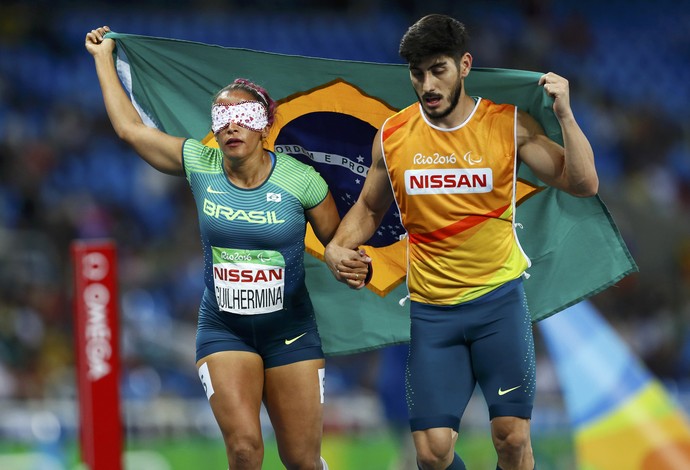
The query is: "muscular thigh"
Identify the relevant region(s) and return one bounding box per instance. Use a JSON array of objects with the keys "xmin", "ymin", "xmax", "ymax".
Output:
[
  {"xmin": 407, "ymin": 302, "xmax": 475, "ymax": 432},
  {"xmin": 197, "ymin": 351, "xmax": 265, "ymax": 438},
  {"xmin": 469, "ymin": 281, "xmax": 535, "ymax": 420},
  {"xmin": 263, "ymin": 359, "xmax": 325, "ymax": 454}
]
